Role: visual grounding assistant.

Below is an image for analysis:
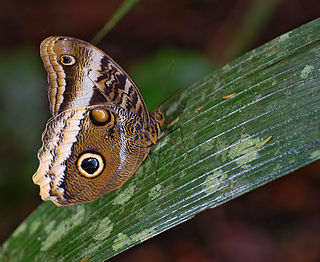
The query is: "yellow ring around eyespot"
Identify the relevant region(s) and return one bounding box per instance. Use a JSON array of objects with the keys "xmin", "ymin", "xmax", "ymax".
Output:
[
  {"xmin": 77, "ymin": 153, "xmax": 104, "ymax": 178},
  {"xmin": 60, "ymin": 55, "xmax": 76, "ymax": 66}
]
